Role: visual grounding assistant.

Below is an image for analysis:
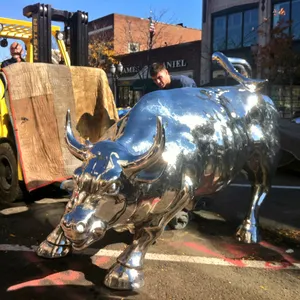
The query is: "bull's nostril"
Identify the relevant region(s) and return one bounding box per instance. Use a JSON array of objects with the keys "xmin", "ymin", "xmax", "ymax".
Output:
[
  {"xmin": 62, "ymin": 219, "xmax": 70, "ymax": 229},
  {"xmin": 76, "ymin": 222, "xmax": 86, "ymax": 233}
]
